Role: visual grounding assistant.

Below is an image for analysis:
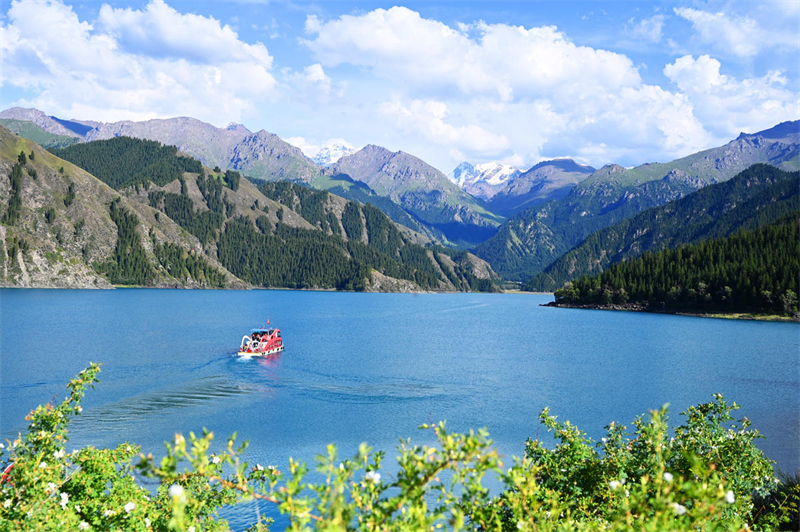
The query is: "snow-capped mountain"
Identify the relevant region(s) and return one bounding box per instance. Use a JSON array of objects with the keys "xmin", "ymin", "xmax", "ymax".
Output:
[
  {"xmin": 448, "ymin": 162, "xmax": 522, "ymax": 200},
  {"xmin": 313, "ymin": 141, "xmax": 357, "ymax": 167}
]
